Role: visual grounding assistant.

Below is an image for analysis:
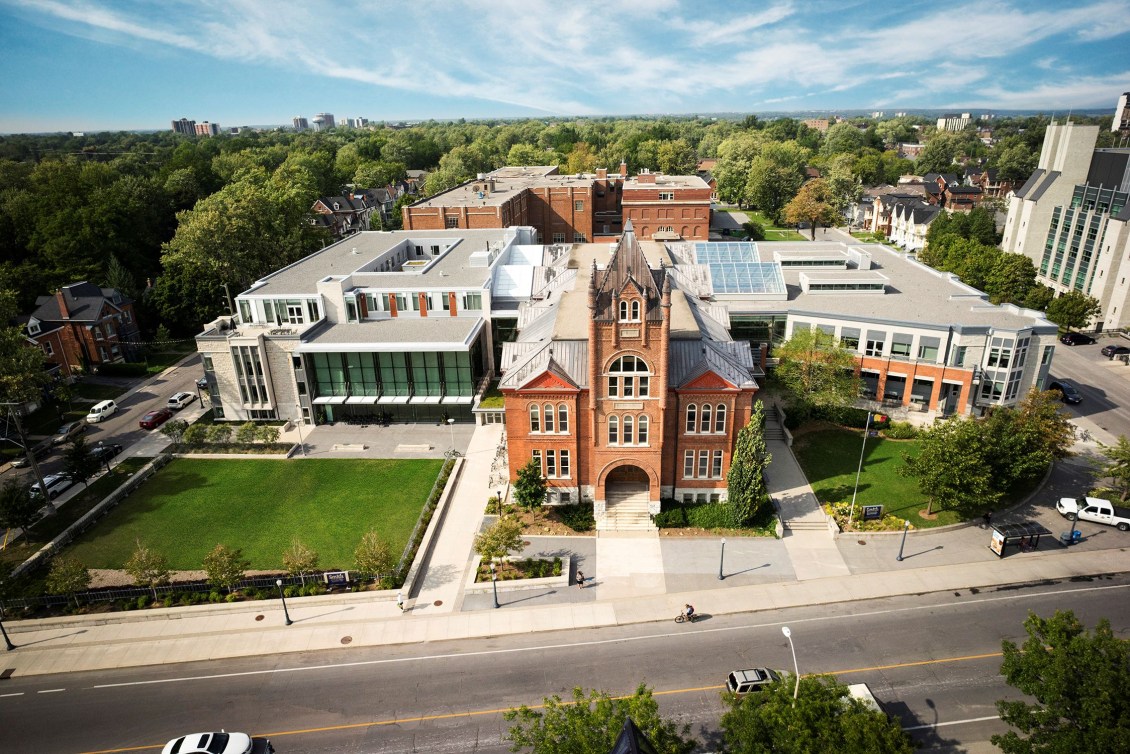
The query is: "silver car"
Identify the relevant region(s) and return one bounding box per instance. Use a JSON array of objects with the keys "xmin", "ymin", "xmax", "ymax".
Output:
[{"xmin": 30, "ymin": 473, "xmax": 74, "ymax": 500}]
